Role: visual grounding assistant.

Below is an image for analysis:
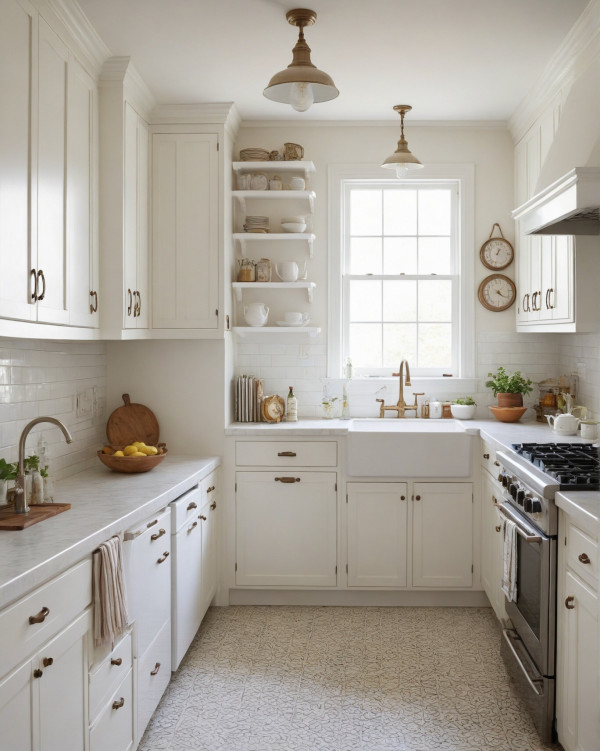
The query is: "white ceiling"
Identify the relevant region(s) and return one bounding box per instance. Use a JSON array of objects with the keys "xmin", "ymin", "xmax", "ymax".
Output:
[{"xmin": 77, "ymin": 0, "xmax": 589, "ymax": 122}]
